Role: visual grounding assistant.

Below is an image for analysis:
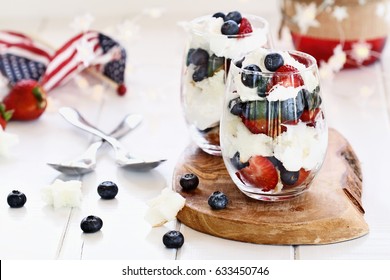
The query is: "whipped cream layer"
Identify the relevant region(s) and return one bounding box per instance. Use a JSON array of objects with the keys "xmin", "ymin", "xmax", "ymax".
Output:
[{"xmin": 183, "ymin": 67, "xmax": 225, "ymax": 130}]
